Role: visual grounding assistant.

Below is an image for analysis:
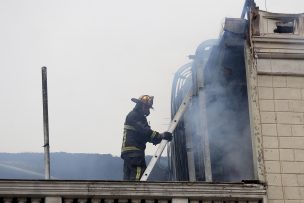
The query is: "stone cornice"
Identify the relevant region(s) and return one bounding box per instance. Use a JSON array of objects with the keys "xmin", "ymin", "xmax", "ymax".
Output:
[{"xmin": 252, "ymin": 36, "xmax": 304, "ymax": 59}]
